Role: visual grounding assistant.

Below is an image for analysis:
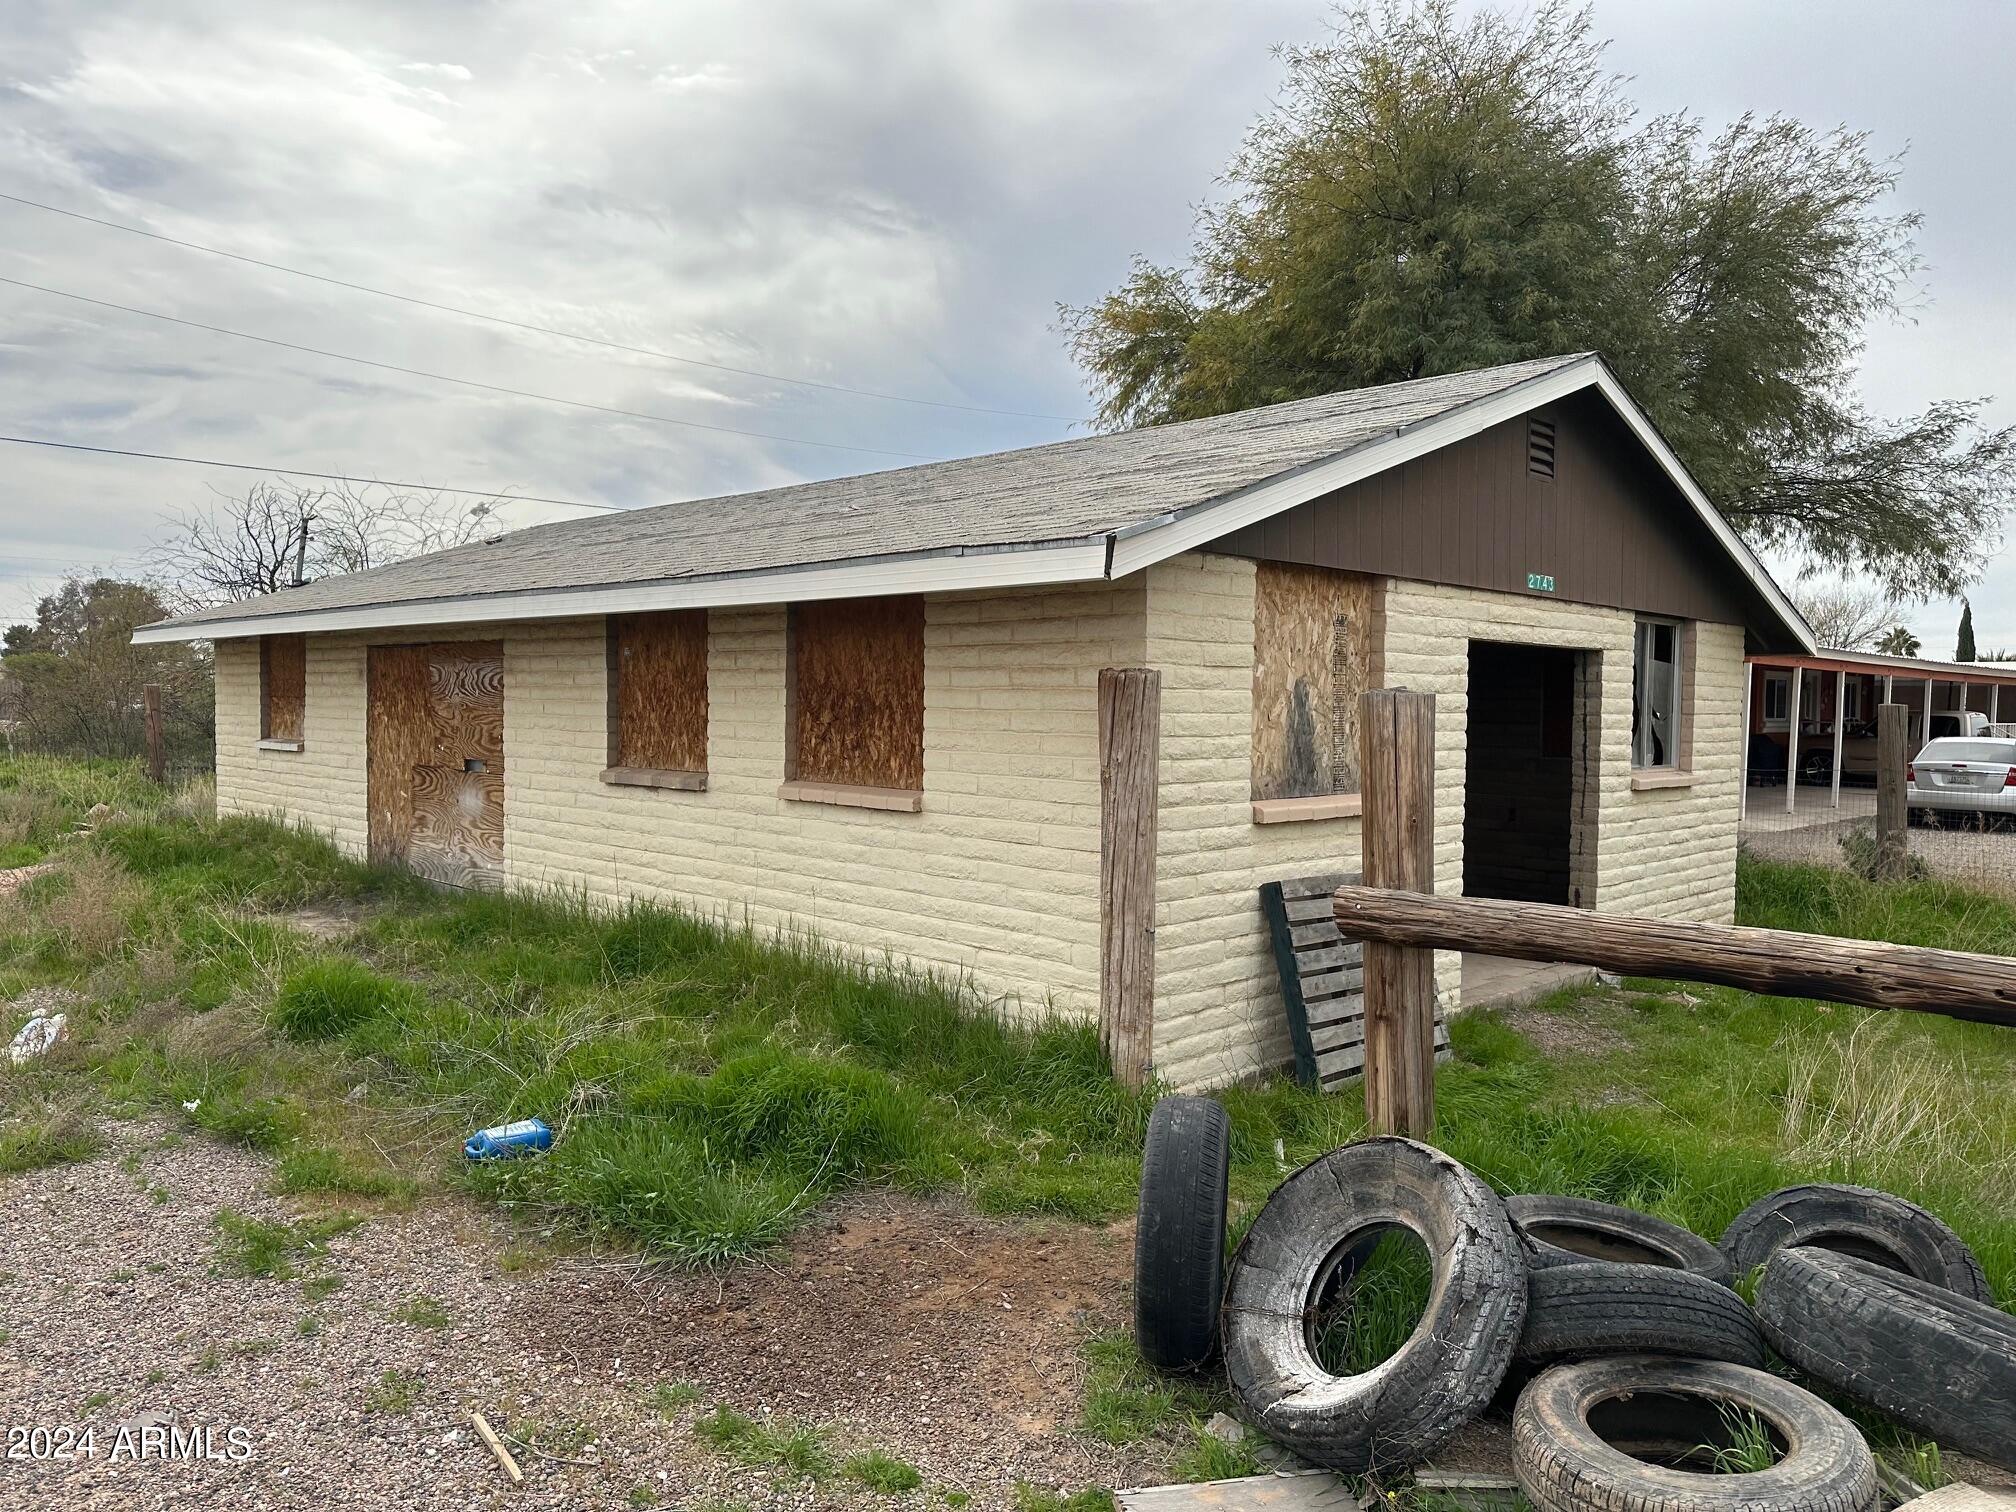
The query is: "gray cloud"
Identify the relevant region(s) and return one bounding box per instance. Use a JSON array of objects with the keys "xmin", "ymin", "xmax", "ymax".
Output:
[{"xmin": 0, "ymin": 0, "xmax": 2009, "ymax": 651}]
